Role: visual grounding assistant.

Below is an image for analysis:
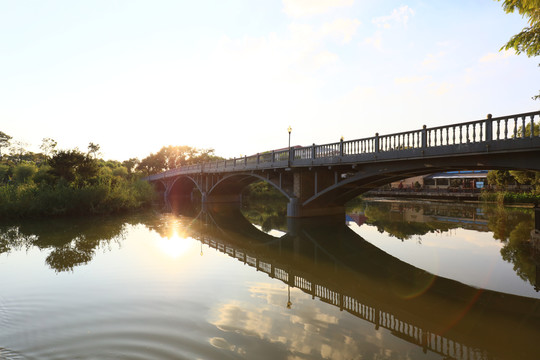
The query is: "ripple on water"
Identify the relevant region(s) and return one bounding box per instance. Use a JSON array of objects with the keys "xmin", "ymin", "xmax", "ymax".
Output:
[
  {"xmin": 0, "ymin": 349, "xmax": 29, "ymax": 360},
  {"xmin": 0, "ymin": 295, "xmax": 225, "ymax": 360},
  {"xmin": 0, "ymin": 295, "xmax": 9, "ymax": 328}
]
